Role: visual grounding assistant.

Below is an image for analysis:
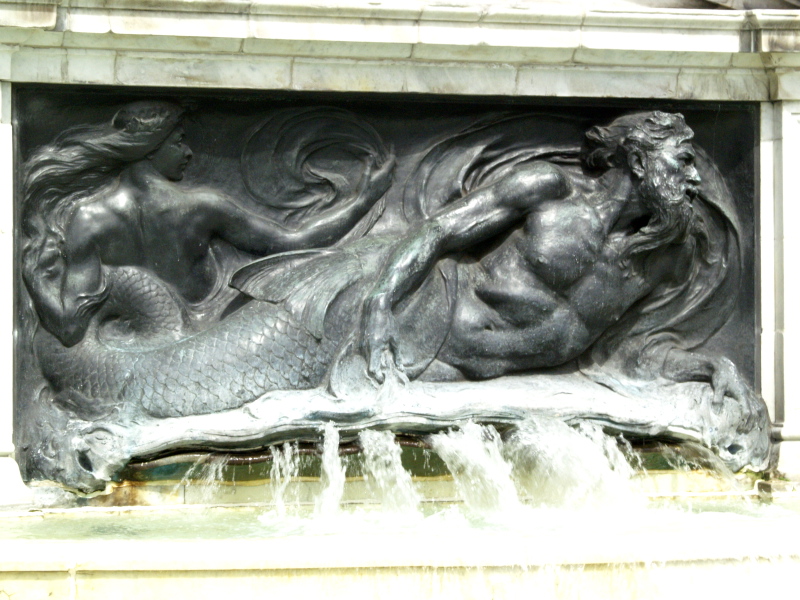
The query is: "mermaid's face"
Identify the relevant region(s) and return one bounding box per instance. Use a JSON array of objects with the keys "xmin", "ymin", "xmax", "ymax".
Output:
[{"xmin": 149, "ymin": 127, "xmax": 193, "ymax": 181}]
